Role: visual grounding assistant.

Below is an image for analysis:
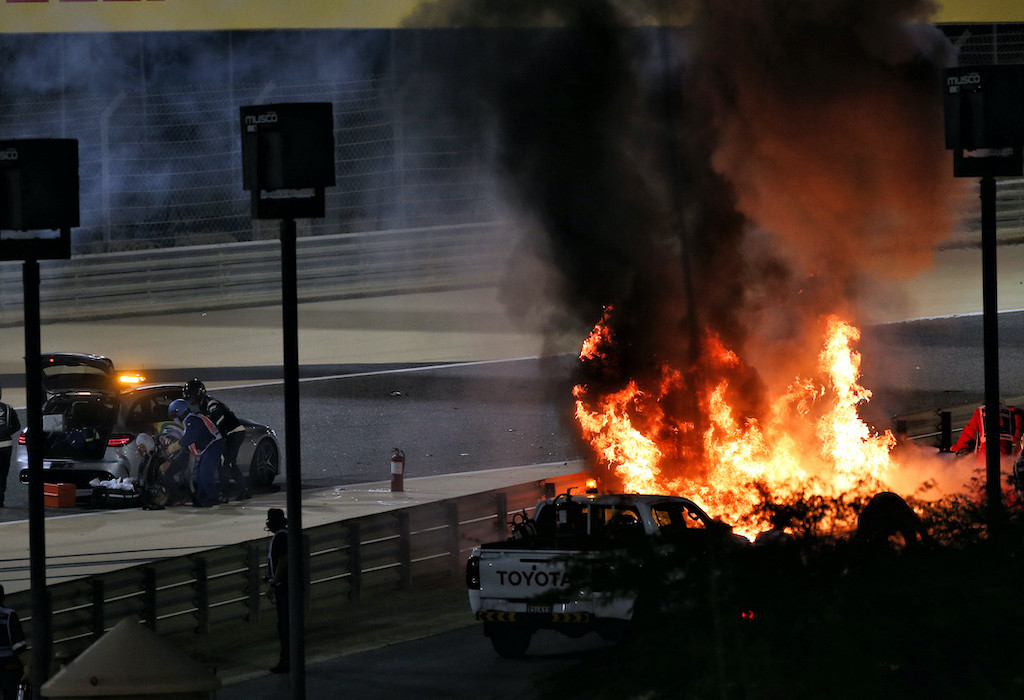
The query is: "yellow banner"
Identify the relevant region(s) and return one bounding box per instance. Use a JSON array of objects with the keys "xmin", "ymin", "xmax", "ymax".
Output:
[
  {"xmin": 0, "ymin": 0, "xmax": 1019, "ymax": 34},
  {"xmin": 934, "ymin": 0, "xmax": 1024, "ymax": 23},
  {"xmin": 0, "ymin": 0, "xmax": 423, "ymax": 33}
]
